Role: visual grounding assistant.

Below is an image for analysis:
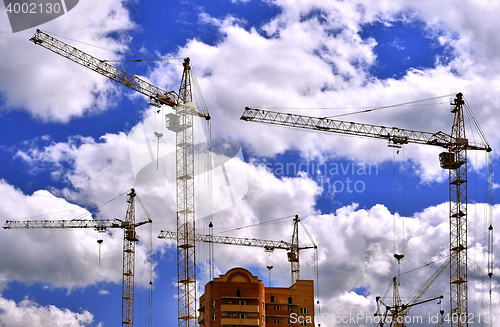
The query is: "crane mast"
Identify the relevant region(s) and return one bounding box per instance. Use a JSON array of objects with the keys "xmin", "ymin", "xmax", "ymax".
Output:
[
  {"xmin": 289, "ymin": 215, "xmax": 300, "ymax": 283},
  {"xmin": 174, "ymin": 59, "xmax": 197, "ymax": 327},
  {"xmin": 28, "ymin": 29, "xmax": 210, "ymax": 327},
  {"xmin": 448, "ymin": 94, "xmax": 468, "ymax": 323},
  {"xmin": 241, "ymin": 93, "xmax": 491, "ymax": 327},
  {"xmin": 122, "ymin": 189, "xmax": 137, "ymax": 327},
  {"xmin": 158, "ymin": 215, "xmax": 317, "ymax": 285},
  {"xmin": 3, "ymin": 188, "xmax": 151, "ymax": 327}
]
